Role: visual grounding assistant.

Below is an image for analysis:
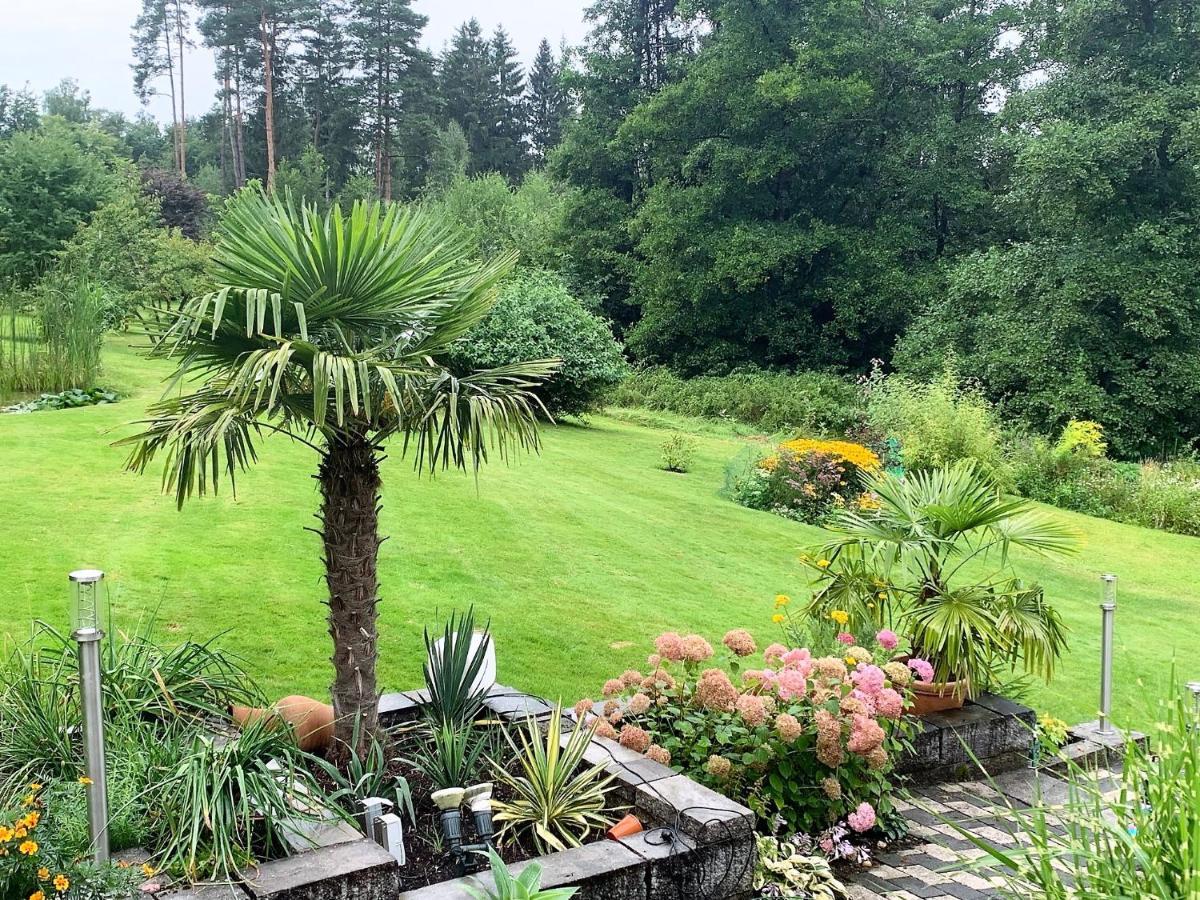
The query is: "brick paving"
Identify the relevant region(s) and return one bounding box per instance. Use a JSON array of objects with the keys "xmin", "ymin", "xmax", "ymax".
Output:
[{"xmin": 838, "ymin": 770, "xmax": 1107, "ymax": 900}]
